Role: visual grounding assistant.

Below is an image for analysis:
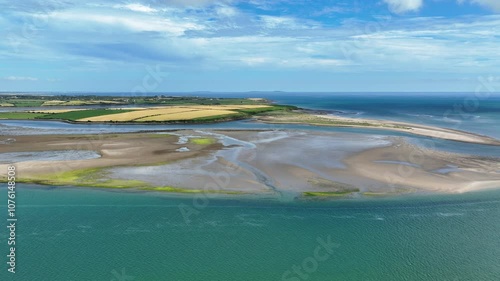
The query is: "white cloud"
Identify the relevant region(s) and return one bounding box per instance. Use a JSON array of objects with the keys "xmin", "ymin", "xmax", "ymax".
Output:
[
  {"xmin": 215, "ymin": 5, "xmax": 238, "ymax": 17},
  {"xmin": 384, "ymin": 0, "xmax": 423, "ymax": 14},
  {"xmin": 4, "ymin": 0, "xmax": 500, "ymax": 77},
  {"xmin": 41, "ymin": 10, "xmax": 205, "ymax": 35},
  {"xmin": 260, "ymin": 16, "xmax": 296, "ymax": 29},
  {"xmin": 458, "ymin": 0, "xmax": 500, "ymax": 12},
  {"xmin": 160, "ymin": 0, "xmax": 232, "ymax": 7},
  {"xmin": 259, "ymin": 15, "xmax": 317, "ymax": 29},
  {"xmin": 3, "ymin": 76, "xmax": 38, "ymax": 81},
  {"xmin": 115, "ymin": 3, "xmax": 157, "ymax": 13}
]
